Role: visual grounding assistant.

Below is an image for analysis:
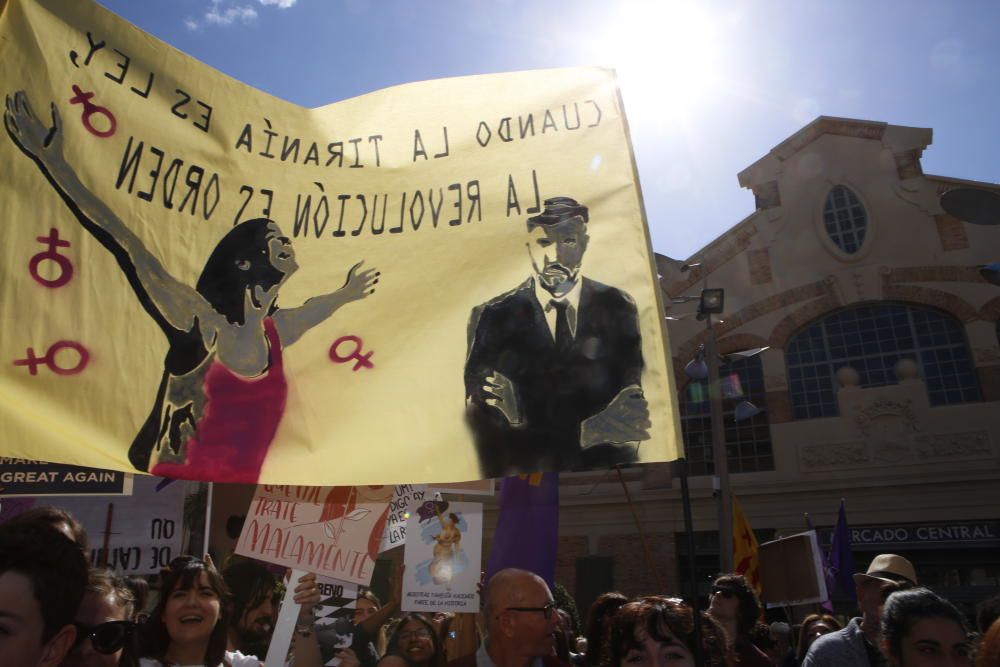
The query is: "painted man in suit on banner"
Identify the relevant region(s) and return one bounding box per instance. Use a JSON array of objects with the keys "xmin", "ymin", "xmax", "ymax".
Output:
[{"xmin": 465, "ymin": 197, "xmax": 651, "ymax": 477}]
